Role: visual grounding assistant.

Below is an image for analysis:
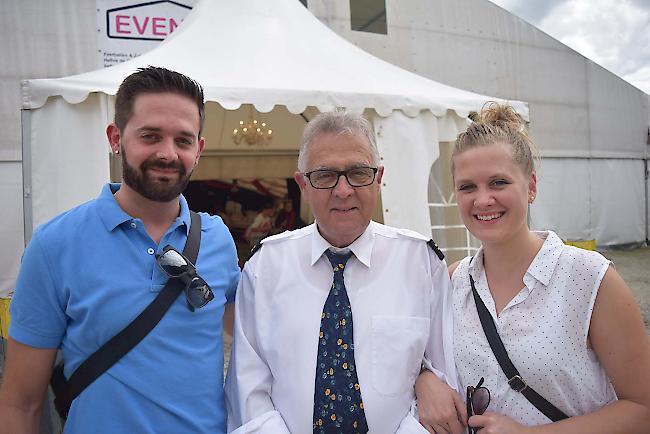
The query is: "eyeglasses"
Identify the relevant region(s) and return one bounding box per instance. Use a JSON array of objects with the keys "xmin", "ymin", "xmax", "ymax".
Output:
[
  {"xmin": 466, "ymin": 377, "xmax": 490, "ymax": 434},
  {"xmin": 302, "ymin": 167, "xmax": 378, "ymax": 189},
  {"xmin": 155, "ymin": 245, "xmax": 214, "ymax": 312}
]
